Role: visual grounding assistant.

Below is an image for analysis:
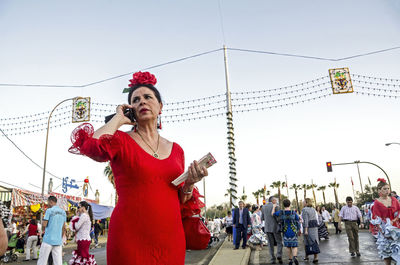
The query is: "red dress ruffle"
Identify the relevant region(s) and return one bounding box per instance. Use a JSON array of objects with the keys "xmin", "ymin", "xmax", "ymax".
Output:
[
  {"xmin": 69, "ymin": 123, "xmax": 204, "ymax": 265},
  {"xmin": 69, "ymin": 240, "xmax": 97, "ymax": 265}
]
